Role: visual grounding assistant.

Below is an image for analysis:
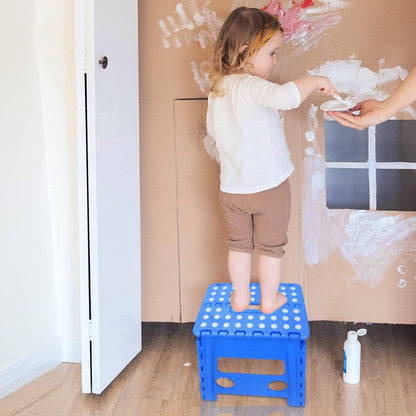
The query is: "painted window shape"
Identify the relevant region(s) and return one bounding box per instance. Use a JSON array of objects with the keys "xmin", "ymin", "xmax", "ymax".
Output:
[
  {"xmin": 376, "ymin": 121, "xmax": 416, "ymax": 162},
  {"xmin": 324, "ymin": 122, "xmax": 368, "ymax": 162},
  {"xmin": 324, "ymin": 120, "xmax": 416, "ymax": 211}
]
